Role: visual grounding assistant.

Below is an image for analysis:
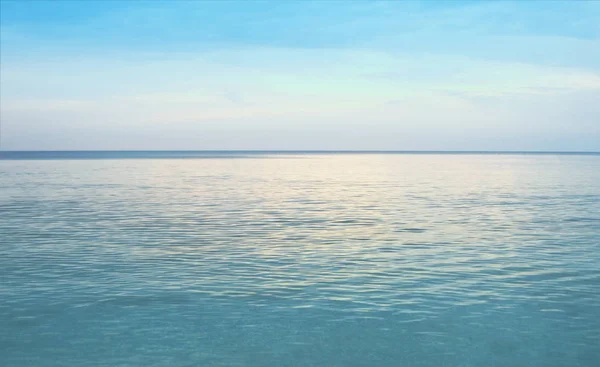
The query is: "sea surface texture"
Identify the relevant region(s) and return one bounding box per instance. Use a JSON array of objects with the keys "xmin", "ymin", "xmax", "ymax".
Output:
[{"xmin": 1, "ymin": 152, "xmax": 599, "ymax": 367}]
